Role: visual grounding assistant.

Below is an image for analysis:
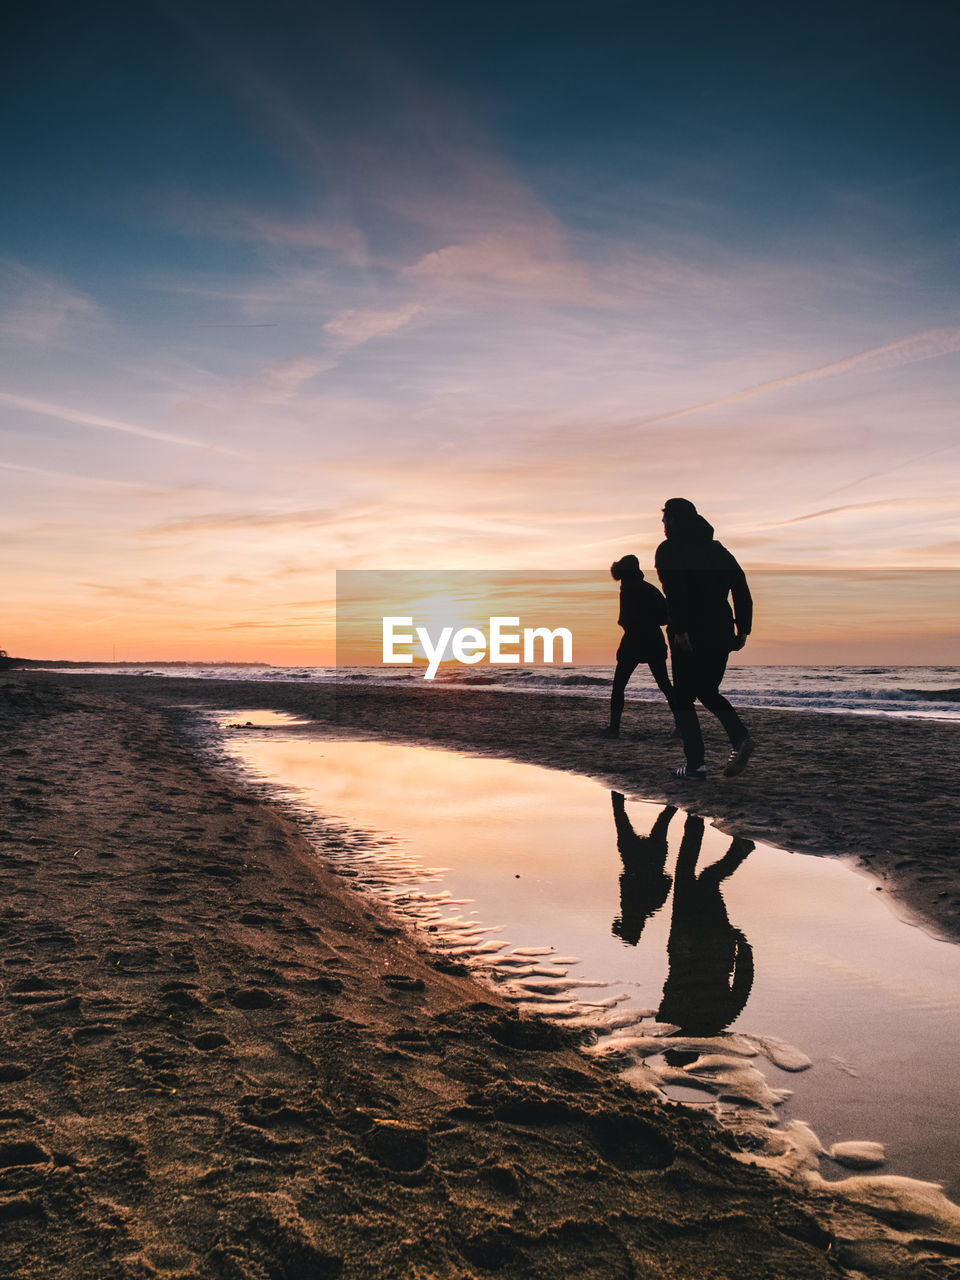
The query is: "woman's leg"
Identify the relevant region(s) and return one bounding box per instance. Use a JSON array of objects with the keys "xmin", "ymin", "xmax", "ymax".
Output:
[{"xmin": 609, "ymin": 650, "xmax": 640, "ymax": 734}]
